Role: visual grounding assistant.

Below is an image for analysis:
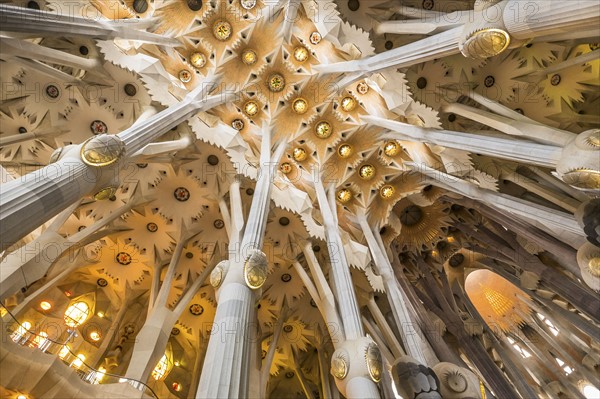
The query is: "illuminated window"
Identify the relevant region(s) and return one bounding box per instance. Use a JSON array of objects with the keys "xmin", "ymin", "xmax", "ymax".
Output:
[
  {"xmin": 64, "ymin": 301, "xmax": 90, "ymax": 327},
  {"xmin": 91, "ymin": 367, "xmax": 106, "ymax": 384},
  {"xmin": 40, "ymin": 301, "xmax": 52, "ymax": 311},
  {"xmin": 506, "ymin": 337, "xmax": 531, "ymax": 358},
  {"xmin": 11, "ymin": 321, "xmax": 31, "ymax": 342},
  {"xmin": 537, "ymin": 313, "xmax": 559, "ymax": 336},
  {"xmin": 32, "ymin": 331, "xmax": 49, "ymax": 348},
  {"xmin": 58, "ymin": 345, "xmax": 70, "ymax": 359},
  {"xmin": 71, "ymin": 354, "xmax": 86, "ymax": 369},
  {"xmin": 152, "ymin": 354, "xmax": 173, "ymax": 381},
  {"xmin": 583, "ymin": 384, "xmax": 600, "ymax": 399},
  {"xmin": 555, "ymin": 358, "xmax": 574, "ymax": 376}
]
